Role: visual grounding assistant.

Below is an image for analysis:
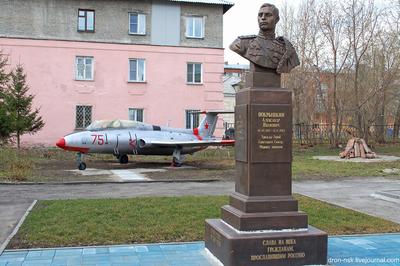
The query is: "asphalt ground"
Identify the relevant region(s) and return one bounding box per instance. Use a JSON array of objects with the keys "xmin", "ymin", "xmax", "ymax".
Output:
[{"xmin": 1, "ymin": 177, "xmax": 400, "ymax": 251}]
